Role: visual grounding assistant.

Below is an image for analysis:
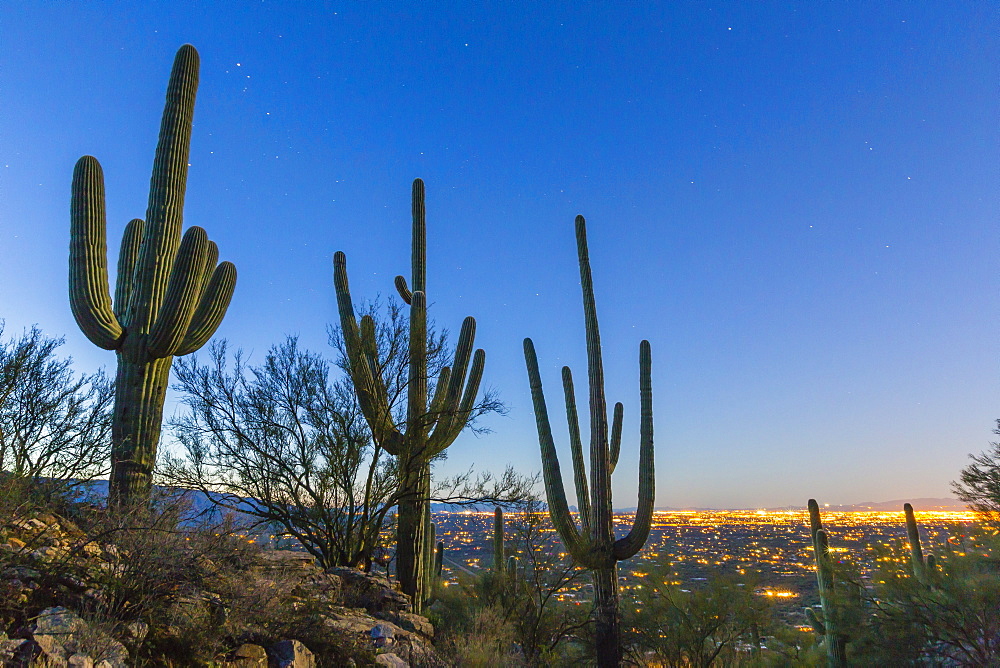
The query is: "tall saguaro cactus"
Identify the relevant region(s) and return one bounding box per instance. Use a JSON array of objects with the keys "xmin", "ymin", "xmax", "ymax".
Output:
[
  {"xmin": 69, "ymin": 45, "xmax": 237, "ymax": 506},
  {"xmin": 806, "ymin": 499, "xmax": 848, "ymax": 668},
  {"xmin": 523, "ymin": 215, "xmax": 654, "ymax": 668},
  {"xmin": 334, "ymin": 179, "xmax": 485, "ymax": 612}
]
